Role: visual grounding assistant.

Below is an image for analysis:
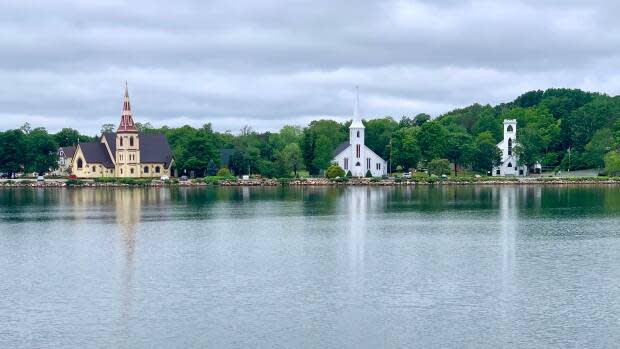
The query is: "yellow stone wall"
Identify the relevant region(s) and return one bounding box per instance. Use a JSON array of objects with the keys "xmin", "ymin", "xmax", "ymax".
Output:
[{"xmin": 71, "ymin": 146, "xmax": 115, "ymax": 178}]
